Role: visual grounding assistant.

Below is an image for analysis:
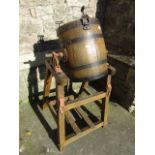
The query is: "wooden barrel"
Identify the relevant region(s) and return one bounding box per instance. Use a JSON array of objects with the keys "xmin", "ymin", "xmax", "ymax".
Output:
[{"xmin": 57, "ymin": 18, "xmax": 108, "ymax": 82}]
